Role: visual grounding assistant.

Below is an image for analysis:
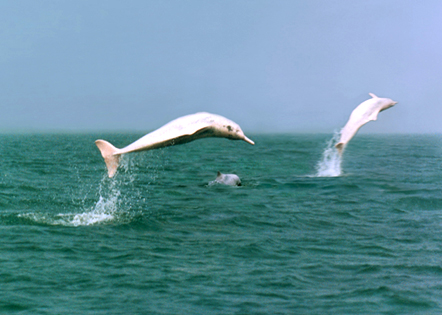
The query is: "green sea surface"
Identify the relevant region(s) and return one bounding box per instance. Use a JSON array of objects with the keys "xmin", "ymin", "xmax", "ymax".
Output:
[{"xmin": 1, "ymin": 133, "xmax": 441, "ymax": 314}]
